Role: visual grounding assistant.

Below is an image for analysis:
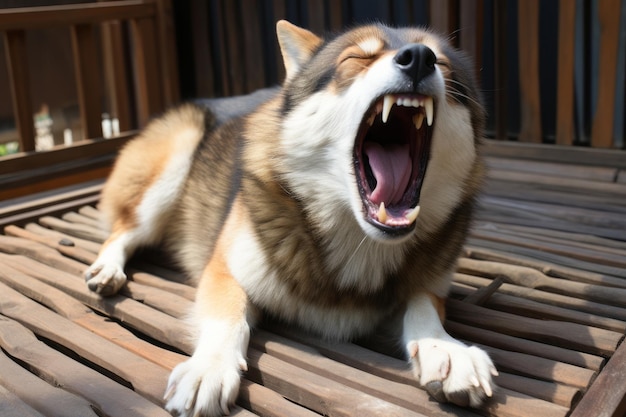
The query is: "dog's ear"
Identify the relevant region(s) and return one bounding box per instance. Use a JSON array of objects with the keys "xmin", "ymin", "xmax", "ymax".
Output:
[{"xmin": 276, "ymin": 20, "xmax": 322, "ymax": 81}]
